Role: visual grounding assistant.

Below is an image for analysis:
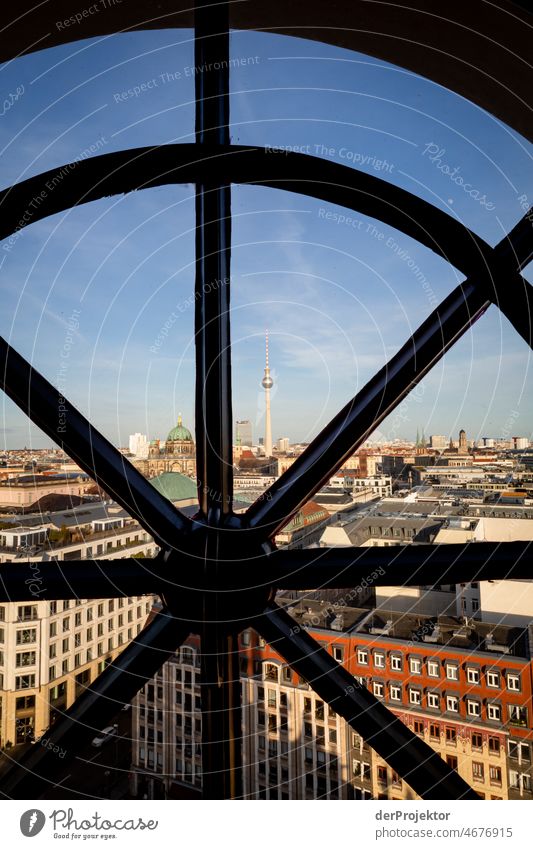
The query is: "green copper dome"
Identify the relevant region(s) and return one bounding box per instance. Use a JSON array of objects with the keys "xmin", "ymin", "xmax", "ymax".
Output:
[
  {"xmin": 167, "ymin": 414, "xmax": 193, "ymax": 443},
  {"xmin": 149, "ymin": 472, "xmax": 197, "ymax": 502}
]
